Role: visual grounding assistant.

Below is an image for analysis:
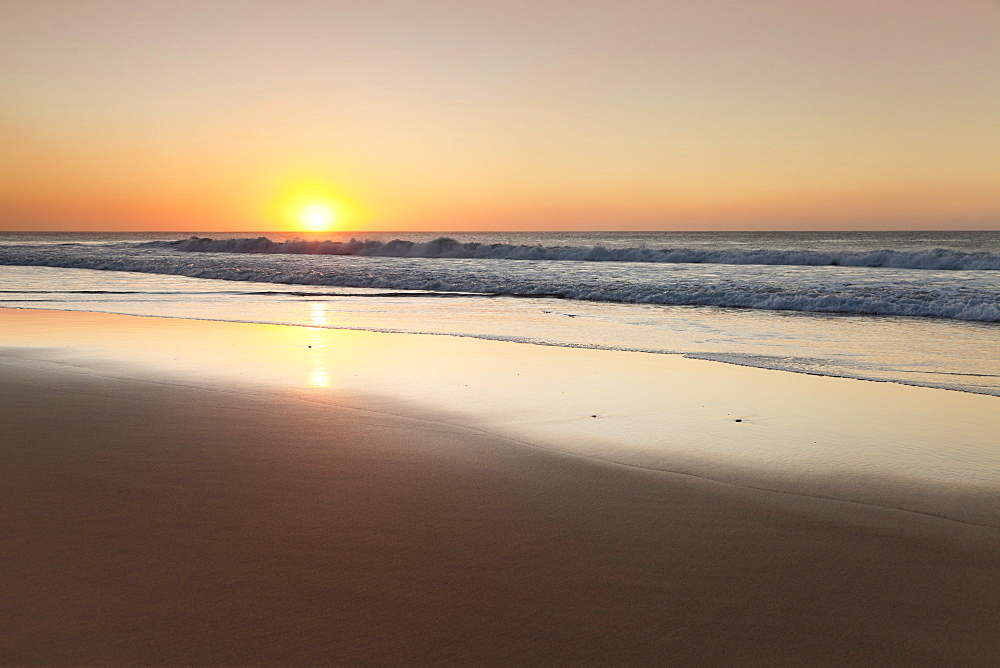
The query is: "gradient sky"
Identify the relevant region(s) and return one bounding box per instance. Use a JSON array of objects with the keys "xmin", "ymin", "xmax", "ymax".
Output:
[{"xmin": 2, "ymin": 0, "xmax": 998, "ymax": 231}]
